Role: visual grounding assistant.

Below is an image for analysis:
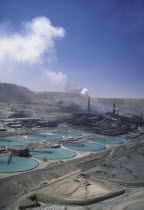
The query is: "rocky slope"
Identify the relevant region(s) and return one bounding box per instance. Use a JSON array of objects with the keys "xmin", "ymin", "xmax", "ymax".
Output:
[{"xmin": 0, "ymin": 83, "xmax": 36, "ymax": 103}]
